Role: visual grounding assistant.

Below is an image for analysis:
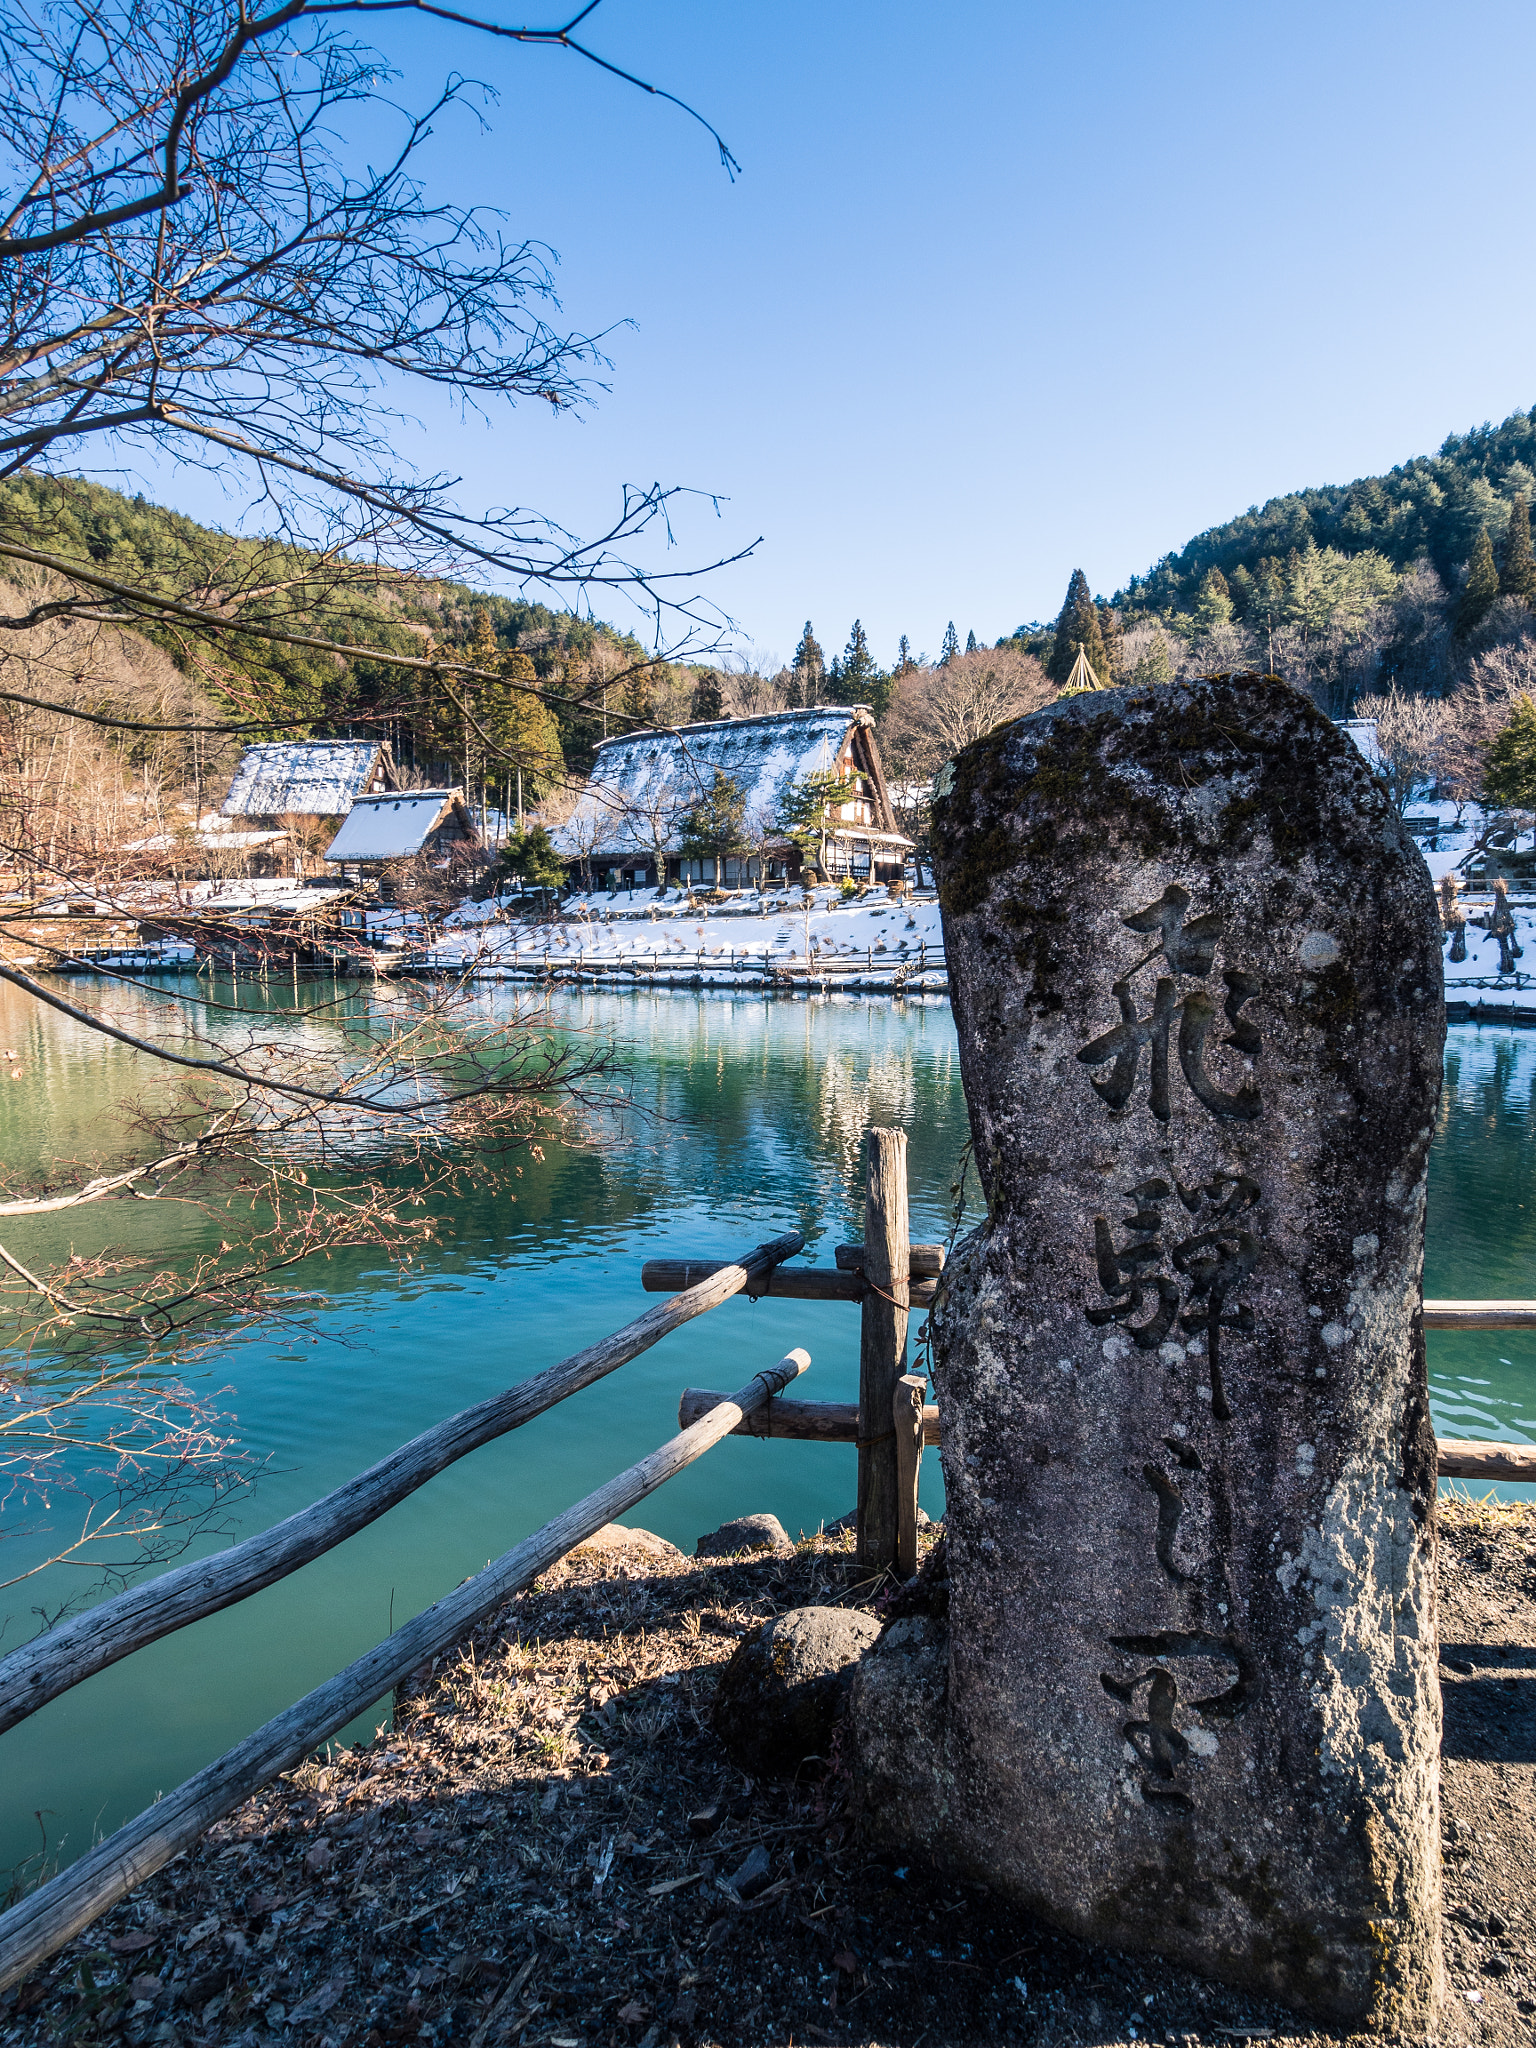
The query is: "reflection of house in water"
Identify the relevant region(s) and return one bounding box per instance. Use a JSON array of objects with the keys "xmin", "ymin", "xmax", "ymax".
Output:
[
  {"xmin": 552, "ymin": 706, "xmax": 911, "ymax": 891},
  {"xmin": 323, "ymin": 789, "xmax": 480, "ymax": 886}
]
